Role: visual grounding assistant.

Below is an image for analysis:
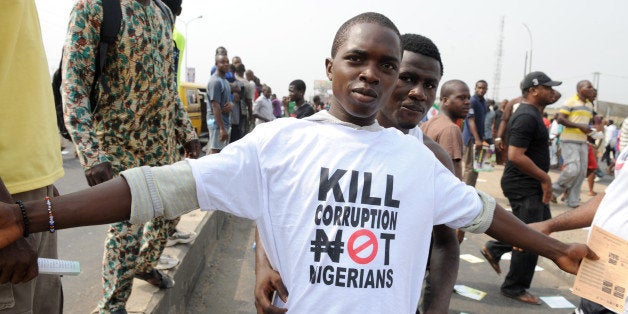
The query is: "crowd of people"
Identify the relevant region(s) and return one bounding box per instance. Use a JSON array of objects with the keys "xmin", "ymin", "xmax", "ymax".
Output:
[{"xmin": 1, "ymin": 1, "xmax": 627, "ymax": 314}]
